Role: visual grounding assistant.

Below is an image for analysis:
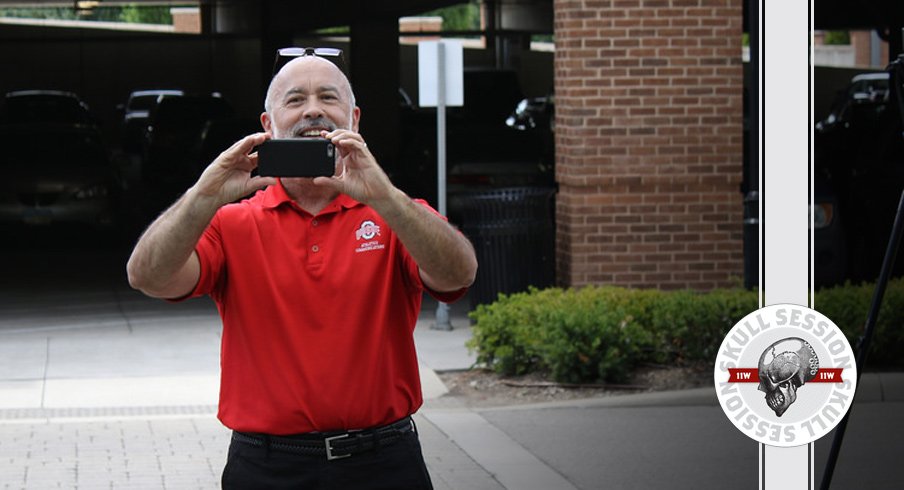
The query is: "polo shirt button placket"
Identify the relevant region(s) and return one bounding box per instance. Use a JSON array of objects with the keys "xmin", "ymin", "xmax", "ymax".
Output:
[{"xmin": 307, "ymin": 215, "xmax": 325, "ymax": 268}]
